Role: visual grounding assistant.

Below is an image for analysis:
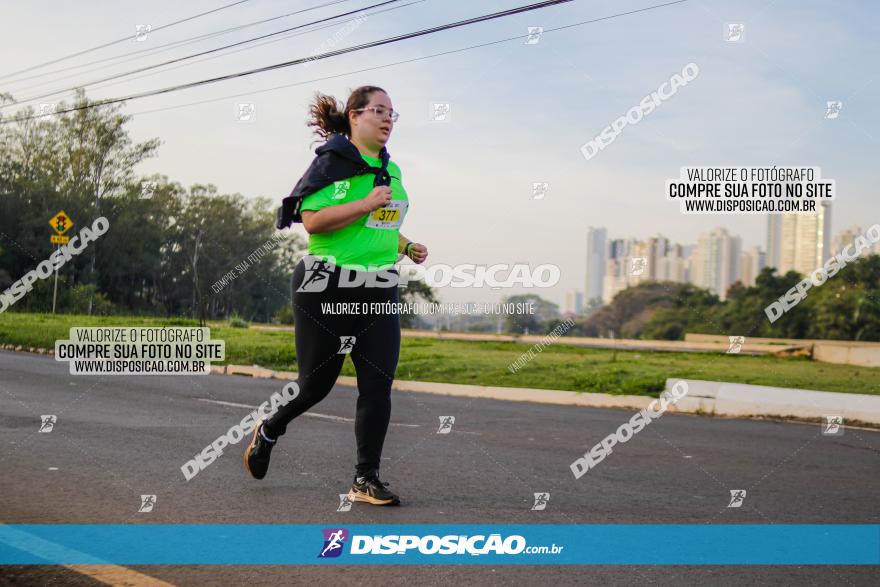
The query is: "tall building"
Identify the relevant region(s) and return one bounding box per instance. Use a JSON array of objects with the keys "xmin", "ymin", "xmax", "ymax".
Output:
[
  {"xmin": 646, "ymin": 235, "xmax": 669, "ymax": 281},
  {"xmin": 766, "ymin": 203, "xmax": 832, "ymax": 275},
  {"xmin": 740, "ymin": 246, "xmax": 766, "ymax": 287},
  {"xmin": 602, "ymin": 236, "xmax": 692, "ymax": 302},
  {"xmin": 656, "ymin": 243, "xmax": 688, "ymax": 283},
  {"xmin": 607, "ymin": 238, "xmax": 632, "ymax": 261},
  {"xmin": 602, "ymin": 238, "xmax": 635, "ymax": 304},
  {"xmin": 564, "ymin": 290, "xmax": 585, "ymax": 316},
  {"xmin": 832, "ymin": 225, "xmax": 863, "ymax": 255},
  {"xmin": 692, "ymin": 227, "xmax": 742, "ymax": 299},
  {"xmin": 629, "ymin": 239, "xmax": 652, "ymax": 286},
  {"xmin": 681, "ymin": 244, "xmax": 695, "ymax": 258},
  {"xmin": 585, "ymin": 227, "xmax": 607, "ymax": 305},
  {"xmin": 766, "ymin": 215, "xmax": 782, "ymax": 271}
]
